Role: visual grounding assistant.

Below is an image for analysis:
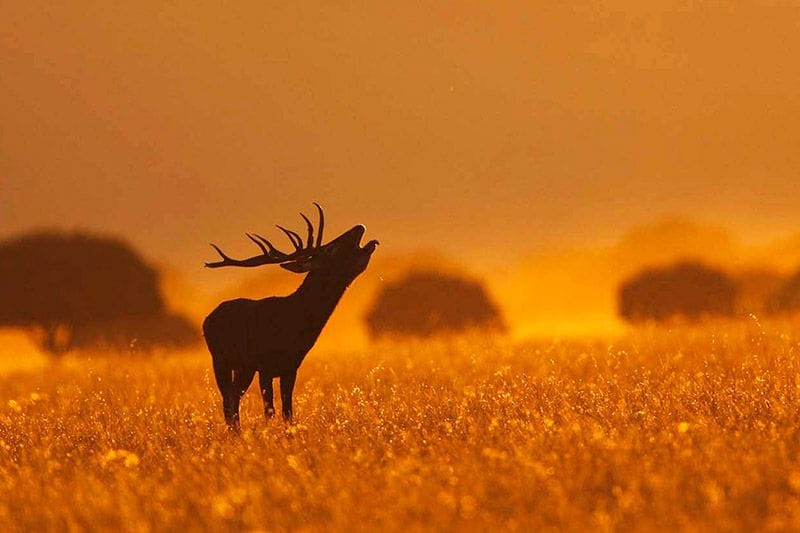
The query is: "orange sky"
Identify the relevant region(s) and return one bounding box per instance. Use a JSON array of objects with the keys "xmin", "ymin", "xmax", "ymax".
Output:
[{"xmin": 3, "ymin": 2, "xmax": 800, "ymax": 276}]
